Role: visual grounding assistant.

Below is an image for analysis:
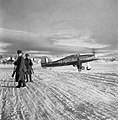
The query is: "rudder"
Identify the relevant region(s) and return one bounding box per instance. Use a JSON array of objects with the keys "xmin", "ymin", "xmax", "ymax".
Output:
[{"xmin": 41, "ymin": 56, "xmax": 52, "ymax": 67}]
